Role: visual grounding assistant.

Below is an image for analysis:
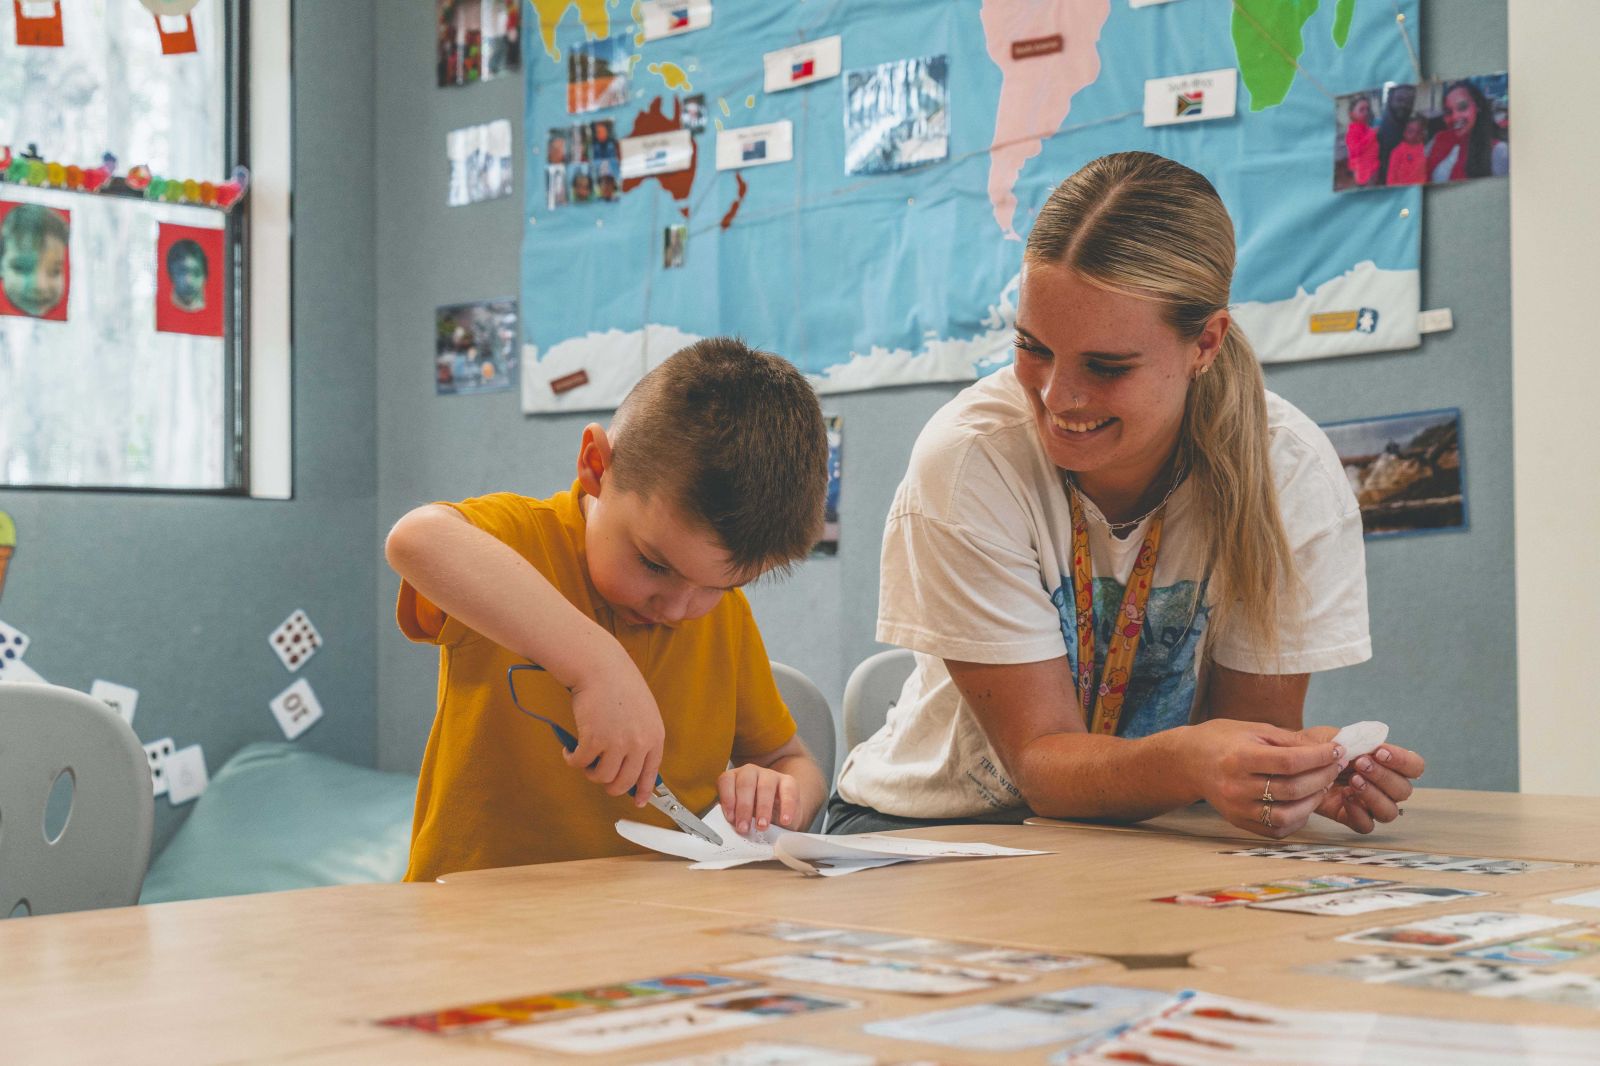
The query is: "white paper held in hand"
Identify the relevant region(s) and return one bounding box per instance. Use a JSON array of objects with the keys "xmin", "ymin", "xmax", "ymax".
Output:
[
  {"xmin": 616, "ymin": 807, "xmax": 1048, "ymax": 877},
  {"xmin": 1332, "ymin": 720, "xmax": 1388, "ymax": 764}
]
